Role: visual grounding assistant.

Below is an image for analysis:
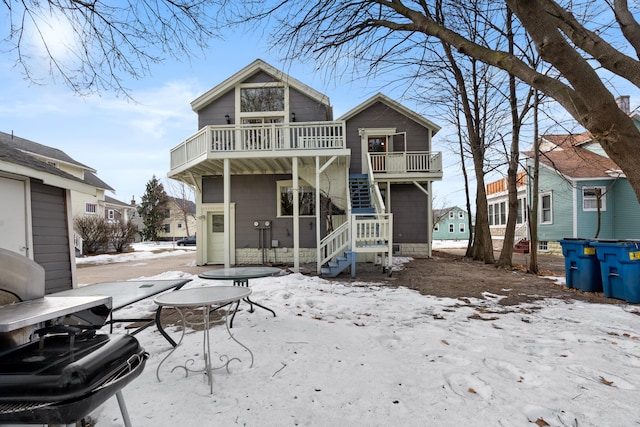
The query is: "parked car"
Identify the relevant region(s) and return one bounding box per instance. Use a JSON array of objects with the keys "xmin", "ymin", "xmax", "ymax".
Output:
[{"xmin": 176, "ymin": 236, "xmax": 196, "ymax": 246}]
